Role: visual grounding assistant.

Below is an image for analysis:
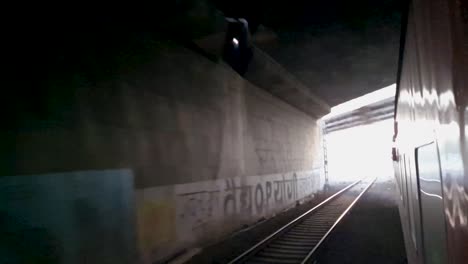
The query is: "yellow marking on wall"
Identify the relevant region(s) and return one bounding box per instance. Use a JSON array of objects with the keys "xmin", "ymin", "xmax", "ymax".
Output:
[{"xmin": 137, "ymin": 200, "xmax": 175, "ymax": 262}]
